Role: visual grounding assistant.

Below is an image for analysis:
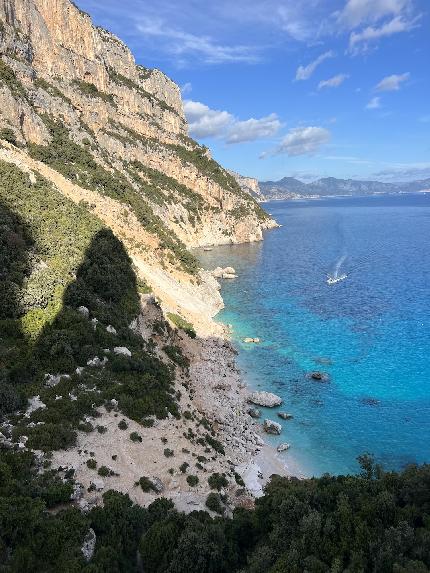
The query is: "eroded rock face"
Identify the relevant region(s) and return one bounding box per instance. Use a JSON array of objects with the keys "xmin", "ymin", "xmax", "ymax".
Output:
[
  {"xmin": 248, "ymin": 391, "xmax": 283, "ymax": 408},
  {"xmin": 263, "ymin": 419, "xmax": 282, "ymax": 435},
  {"xmin": 0, "ymin": 0, "xmax": 276, "ymax": 248}
]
